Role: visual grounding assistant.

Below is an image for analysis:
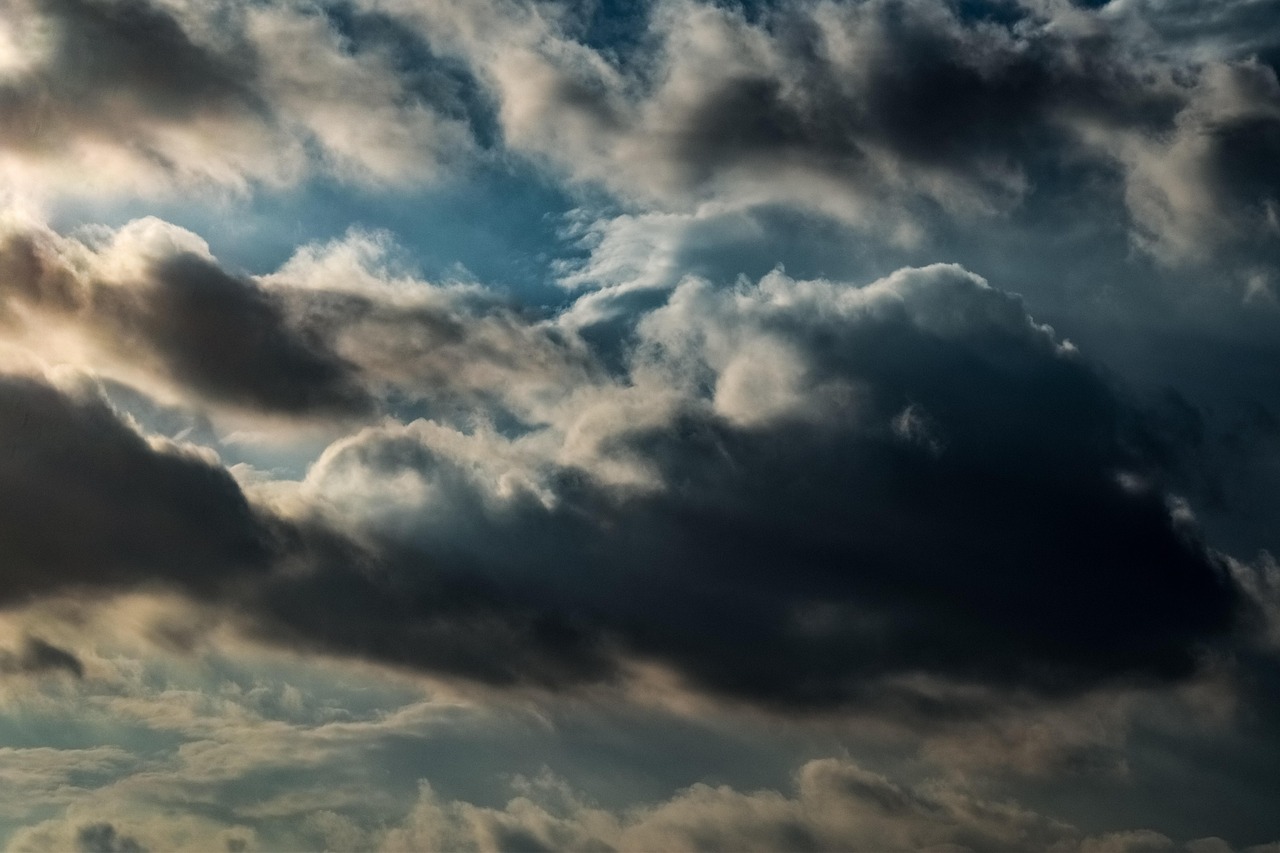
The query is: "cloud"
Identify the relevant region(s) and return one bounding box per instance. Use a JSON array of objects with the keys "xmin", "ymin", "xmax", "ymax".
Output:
[
  {"xmin": 1104, "ymin": 0, "xmax": 1280, "ymax": 65},
  {"xmin": 3, "ymin": 0, "xmax": 1277, "ymax": 266},
  {"xmin": 0, "ymin": 637, "xmax": 84, "ymax": 679},
  {"xmin": 0, "ymin": 216, "xmax": 371, "ymax": 416},
  {"xmin": 8, "ymin": 814, "xmax": 252, "ymax": 853},
  {"xmin": 0, "ymin": 0, "xmax": 475, "ymax": 200},
  {"xmin": 248, "ymin": 263, "xmax": 1244, "ymax": 707},
  {"xmin": 399, "ymin": 0, "xmax": 1280, "ymax": 264},
  {"xmin": 1110, "ymin": 60, "xmax": 1280, "ymax": 264},
  {"xmin": 264, "ymin": 230, "xmax": 602, "ymax": 421},
  {"xmin": 0, "ymin": 594, "xmax": 1271, "ymax": 849},
  {"xmin": 0, "ymin": 746, "xmax": 139, "ymax": 820},
  {"xmin": 0, "ymin": 359, "xmax": 614, "ymax": 693},
  {"xmin": 377, "ymin": 757, "xmax": 1279, "ymax": 853},
  {"xmin": 0, "ymin": 373, "xmax": 275, "ymax": 602},
  {"xmin": 0, "ymin": 200, "xmax": 1253, "ymax": 712},
  {"xmin": 0, "ymin": 218, "xmax": 599, "ymax": 421},
  {"xmin": 0, "ymin": 1, "xmax": 1278, "ymax": 847},
  {"xmin": 379, "ymin": 758, "xmax": 1074, "ymax": 852},
  {"xmin": 75, "ymin": 823, "xmax": 145, "ymax": 853}
]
